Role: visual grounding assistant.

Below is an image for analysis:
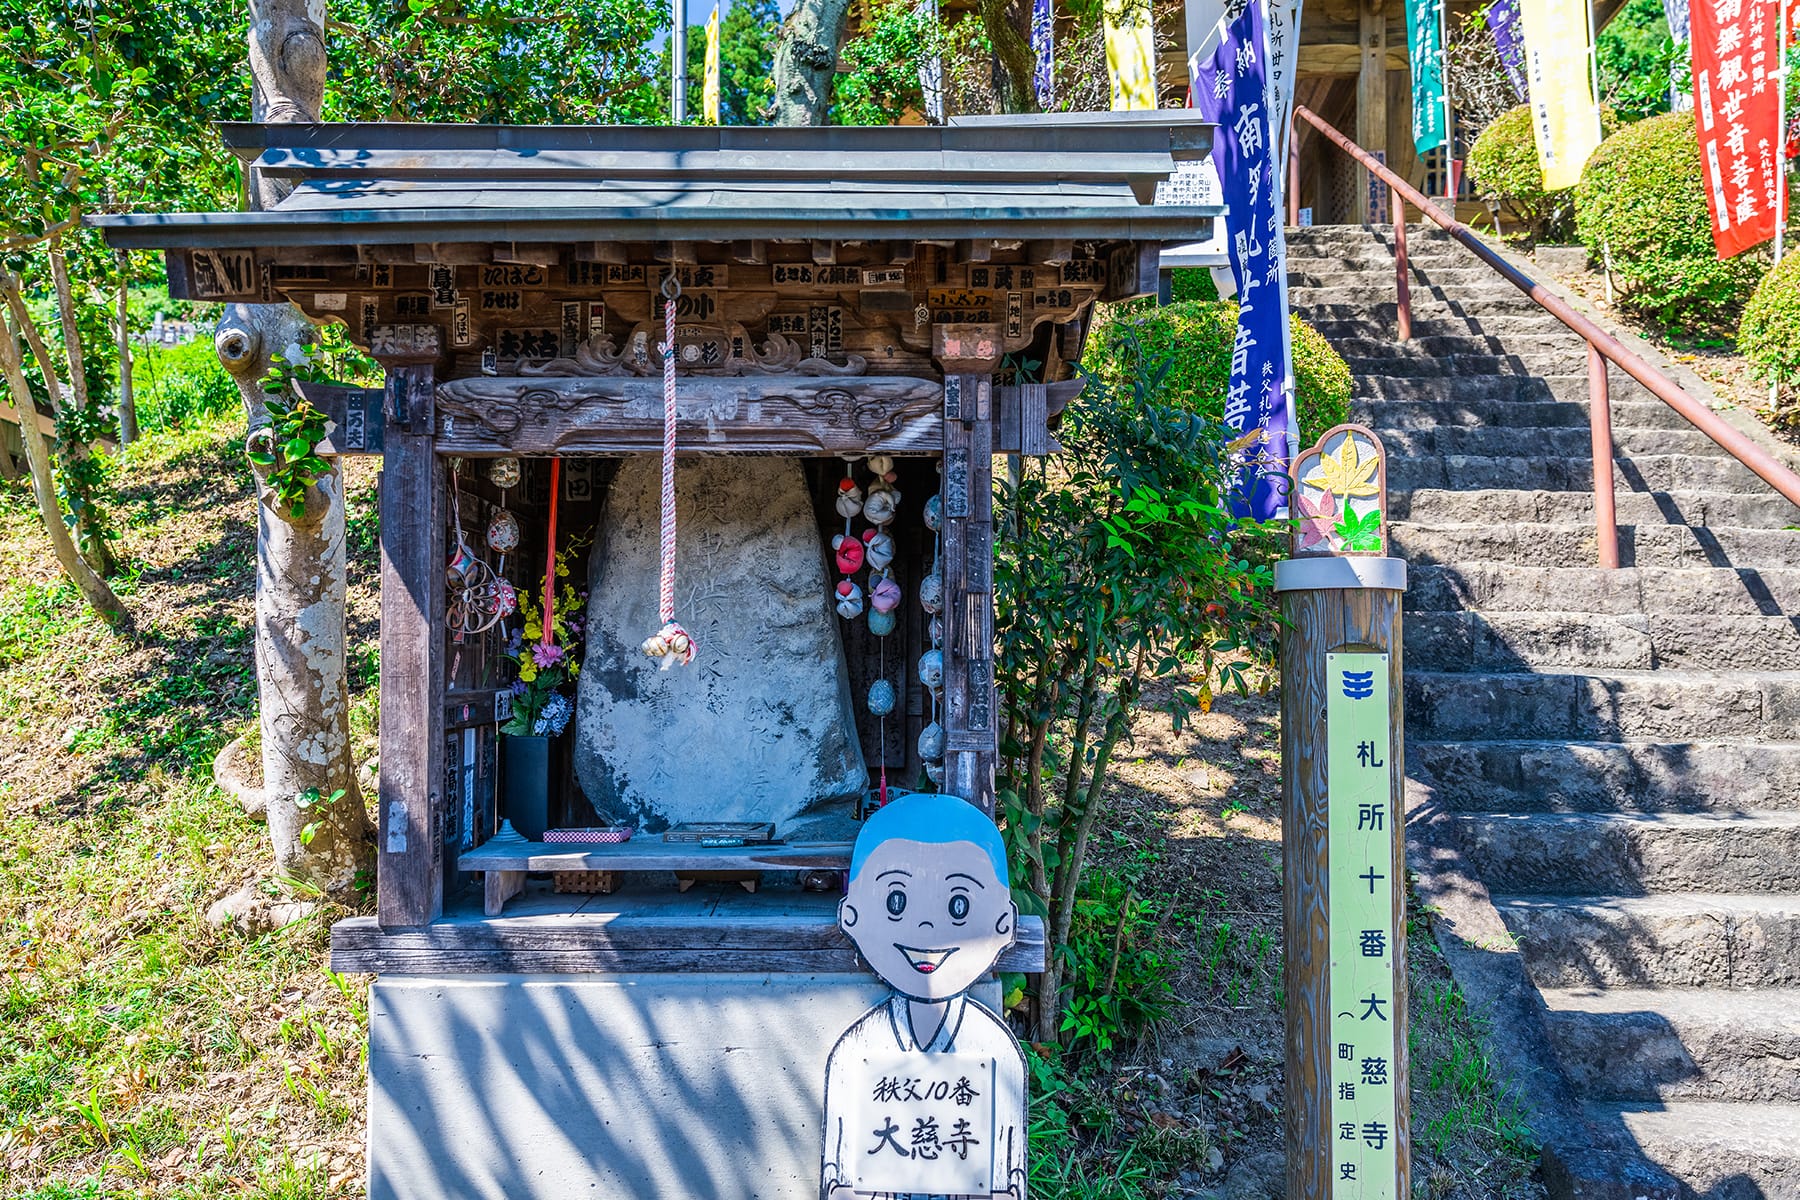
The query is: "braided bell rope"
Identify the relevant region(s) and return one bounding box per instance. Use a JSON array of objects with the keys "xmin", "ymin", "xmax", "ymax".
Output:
[{"xmin": 642, "ymin": 277, "xmax": 695, "ymax": 669}]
